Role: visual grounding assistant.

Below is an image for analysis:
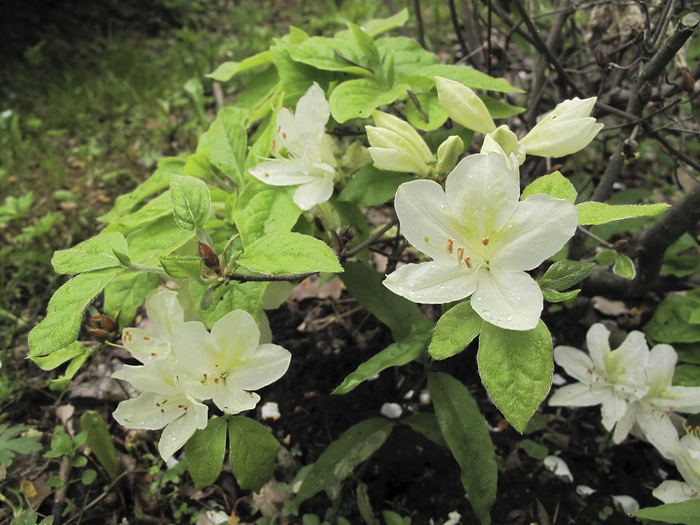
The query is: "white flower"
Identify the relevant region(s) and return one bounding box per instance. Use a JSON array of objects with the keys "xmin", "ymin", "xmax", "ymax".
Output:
[
  {"xmin": 121, "ymin": 290, "xmax": 185, "ymax": 364},
  {"xmin": 654, "ymin": 434, "xmax": 700, "ymax": 502},
  {"xmin": 112, "ymin": 357, "xmax": 208, "ymax": 461},
  {"xmin": 249, "ymin": 83, "xmax": 336, "ymax": 210},
  {"xmin": 172, "ymin": 310, "xmax": 291, "ymax": 414},
  {"xmin": 519, "ymin": 97, "xmax": 604, "ymax": 158},
  {"xmin": 366, "ymin": 110, "xmax": 435, "ymax": 176},
  {"xmin": 550, "ymin": 324, "xmax": 700, "ymax": 458},
  {"xmin": 383, "ymin": 153, "xmax": 578, "ymax": 330}
]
